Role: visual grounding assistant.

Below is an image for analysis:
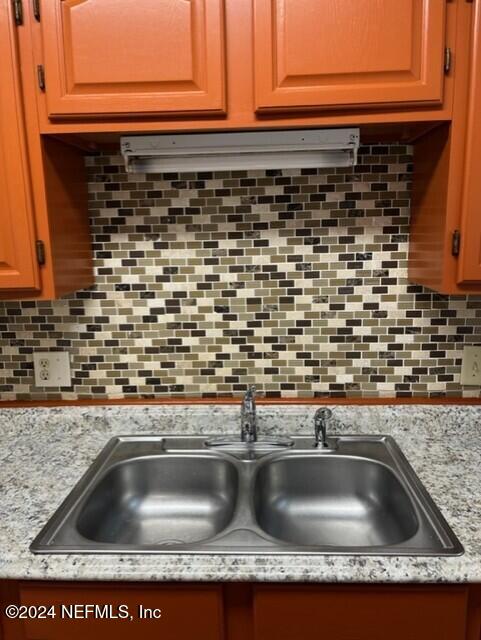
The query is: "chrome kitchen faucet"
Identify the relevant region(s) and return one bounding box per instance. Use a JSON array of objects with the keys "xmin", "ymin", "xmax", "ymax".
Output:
[{"xmin": 240, "ymin": 385, "xmax": 257, "ymax": 443}]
